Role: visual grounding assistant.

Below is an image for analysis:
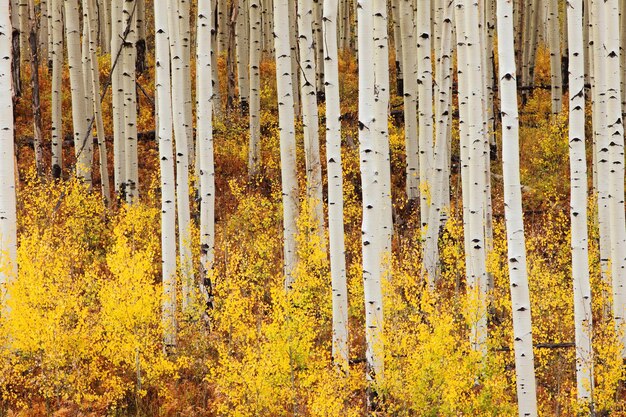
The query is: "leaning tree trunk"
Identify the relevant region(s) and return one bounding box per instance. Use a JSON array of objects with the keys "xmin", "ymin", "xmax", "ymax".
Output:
[
  {"xmin": 297, "ymin": 0, "xmax": 325, "ymax": 242},
  {"xmin": 197, "ymin": 0, "xmax": 216, "ymax": 323},
  {"xmin": 50, "ymin": 0, "xmax": 62, "ymax": 178},
  {"xmin": 248, "ymin": 0, "xmax": 262, "ymax": 177},
  {"xmin": 64, "ymin": 0, "xmax": 92, "ymax": 185},
  {"xmin": 496, "ymin": 0, "xmax": 539, "ymax": 415},
  {"xmin": 168, "ymin": 0, "xmax": 195, "ymax": 313},
  {"xmin": 567, "ymin": 0, "xmax": 595, "ymax": 403},
  {"xmin": 357, "ymin": 0, "xmax": 384, "ymax": 396},
  {"xmin": 273, "ymin": 0, "xmax": 300, "ymax": 290},
  {"xmin": 0, "ymin": 0, "xmax": 17, "ymax": 292},
  {"xmin": 323, "ymin": 0, "xmax": 349, "ymax": 374}
]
